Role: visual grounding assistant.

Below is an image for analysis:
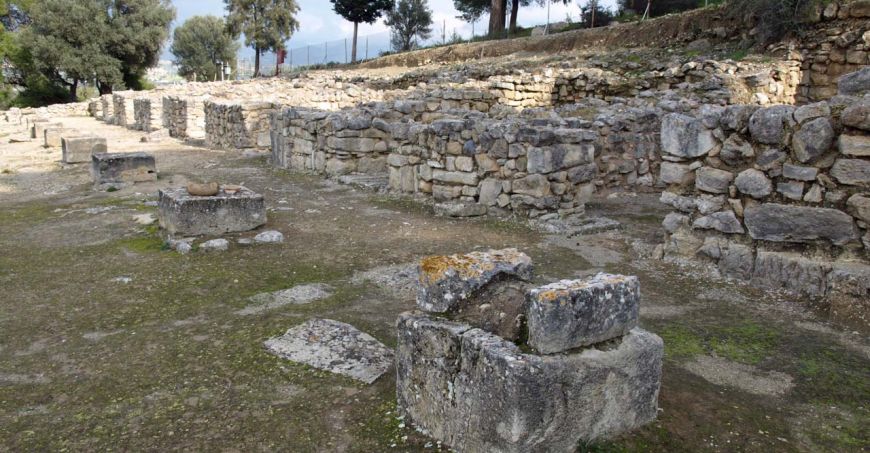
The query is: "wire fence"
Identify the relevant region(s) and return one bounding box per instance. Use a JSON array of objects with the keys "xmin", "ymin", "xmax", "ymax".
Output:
[{"xmin": 235, "ymin": 21, "xmax": 482, "ymax": 79}]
